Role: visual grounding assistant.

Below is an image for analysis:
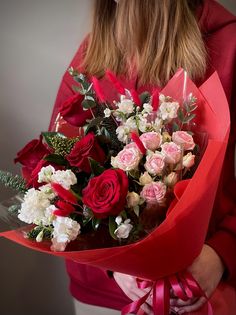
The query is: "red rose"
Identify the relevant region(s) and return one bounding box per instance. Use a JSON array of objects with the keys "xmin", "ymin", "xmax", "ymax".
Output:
[
  {"xmin": 26, "ymin": 159, "xmax": 49, "ymax": 188},
  {"xmin": 66, "ymin": 133, "xmax": 106, "ymax": 173},
  {"xmin": 59, "ymin": 93, "xmax": 92, "ymax": 127},
  {"xmin": 14, "ymin": 135, "xmax": 50, "ymax": 182},
  {"xmin": 82, "ymin": 169, "xmax": 129, "ymax": 218}
]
